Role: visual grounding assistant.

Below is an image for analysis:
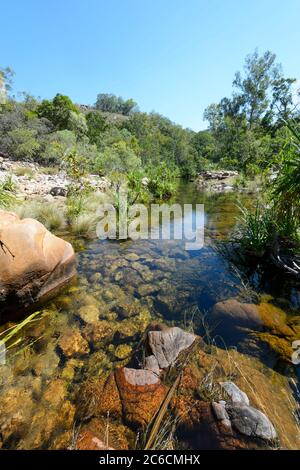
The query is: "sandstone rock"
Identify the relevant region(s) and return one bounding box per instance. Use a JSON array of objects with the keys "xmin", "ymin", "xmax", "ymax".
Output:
[
  {"xmin": 226, "ymin": 403, "xmax": 277, "ymax": 441},
  {"xmin": 58, "ymin": 330, "xmax": 89, "ymax": 358},
  {"xmin": 122, "ymin": 367, "xmax": 160, "ymax": 386},
  {"xmin": 220, "ymin": 381, "xmax": 250, "ymax": 405},
  {"xmin": 212, "ymin": 401, "xmax": 231, "ymax": 428},
  {"xmin": 76, "ymin": 430, "xmax": 114, "ymax": 450},
  {"xmin": 144, "ymin": 355, "xmax": 160, "ymax": 375},
  {"xmin": 77, "ymin": 373, "xmax": 123, "ymax": 422},
  {"xmin": 115, "ymin": 367, "xmax": 167, "ymax": 428},
  {"xmin": 0, "ymin": 210, "xmax": 76, "ymax": 313},
  {"xmin": 78, "ymin": 304, "xmax": 100, "ymax": 324},
  {"xmin": 76, "ymin": 417, "xmax": 133, "ymax": 450},
  {"xmin": 211, "ymin": 299, "xmax": 262, "ymax": 331},
  {"xmin": 148, "ymin": 326, "xmax": 196, "ymax": 368}
]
